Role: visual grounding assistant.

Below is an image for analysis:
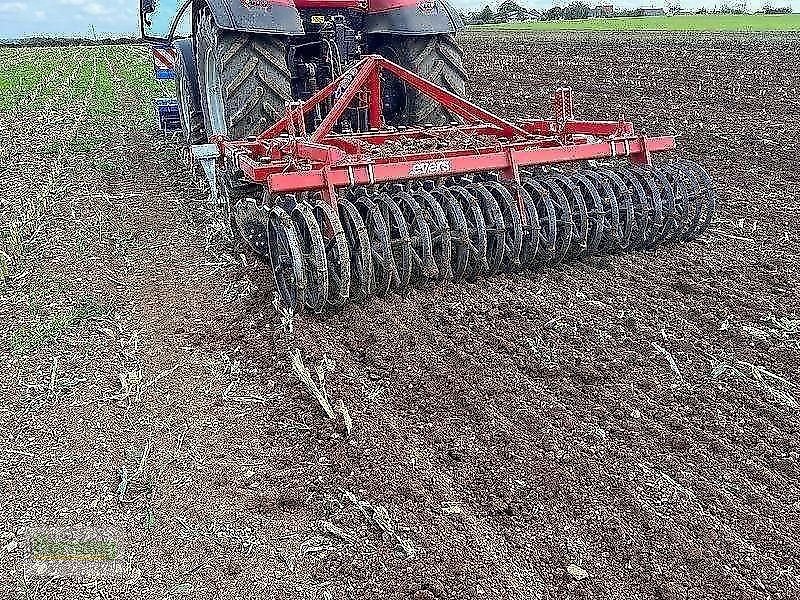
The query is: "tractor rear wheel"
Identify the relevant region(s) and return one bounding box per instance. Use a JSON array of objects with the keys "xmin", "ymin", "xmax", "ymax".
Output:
[
  {"xmin": 195, "ymin": 8, "xmax": 292, "ymax": 139},
  {"xmin": 372, "ymin": 33, "xmax": 467, "ymax": 126}
]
